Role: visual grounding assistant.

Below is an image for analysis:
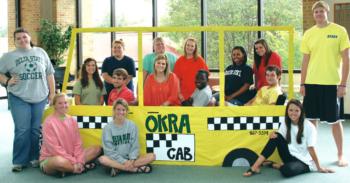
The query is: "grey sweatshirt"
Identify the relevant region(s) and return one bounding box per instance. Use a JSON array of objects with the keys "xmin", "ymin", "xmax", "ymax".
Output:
[
  {"xmin": 102, "ymin": 119, "xmax": 139, "ymax": 164},
  {"xmin": 0, "ymin": 47, "xmax": 54, "ymax": 103}
]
